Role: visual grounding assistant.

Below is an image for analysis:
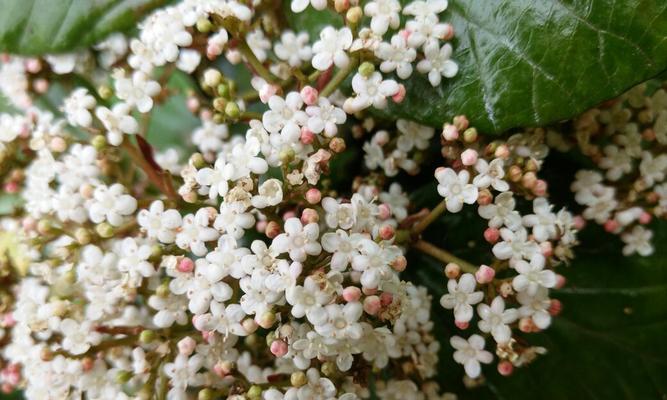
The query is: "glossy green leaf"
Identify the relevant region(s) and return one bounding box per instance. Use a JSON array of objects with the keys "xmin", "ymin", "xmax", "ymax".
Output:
[
  {"xmin": 0, "ymin": 0, "xmax": 170, "ymax": 55},
  {"xmin": 286, "ymin": 1, "xmax": 667, "ymax": 133}
]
